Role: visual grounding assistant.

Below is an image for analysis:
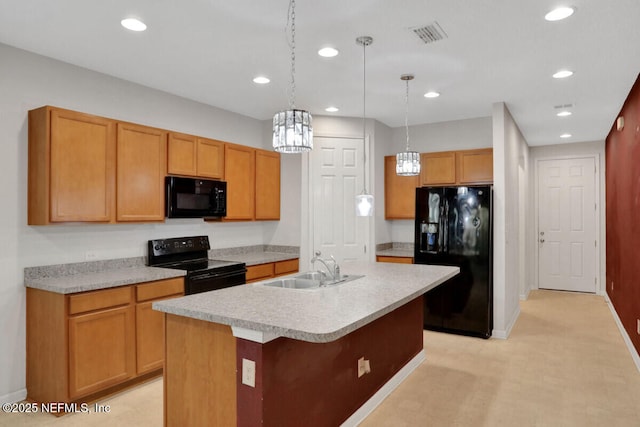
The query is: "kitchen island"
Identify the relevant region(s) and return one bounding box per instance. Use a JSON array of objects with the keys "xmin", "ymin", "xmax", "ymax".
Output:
[{"xmin": 153, "ymin": 261, "xmax": 459, "ymax": 427}]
